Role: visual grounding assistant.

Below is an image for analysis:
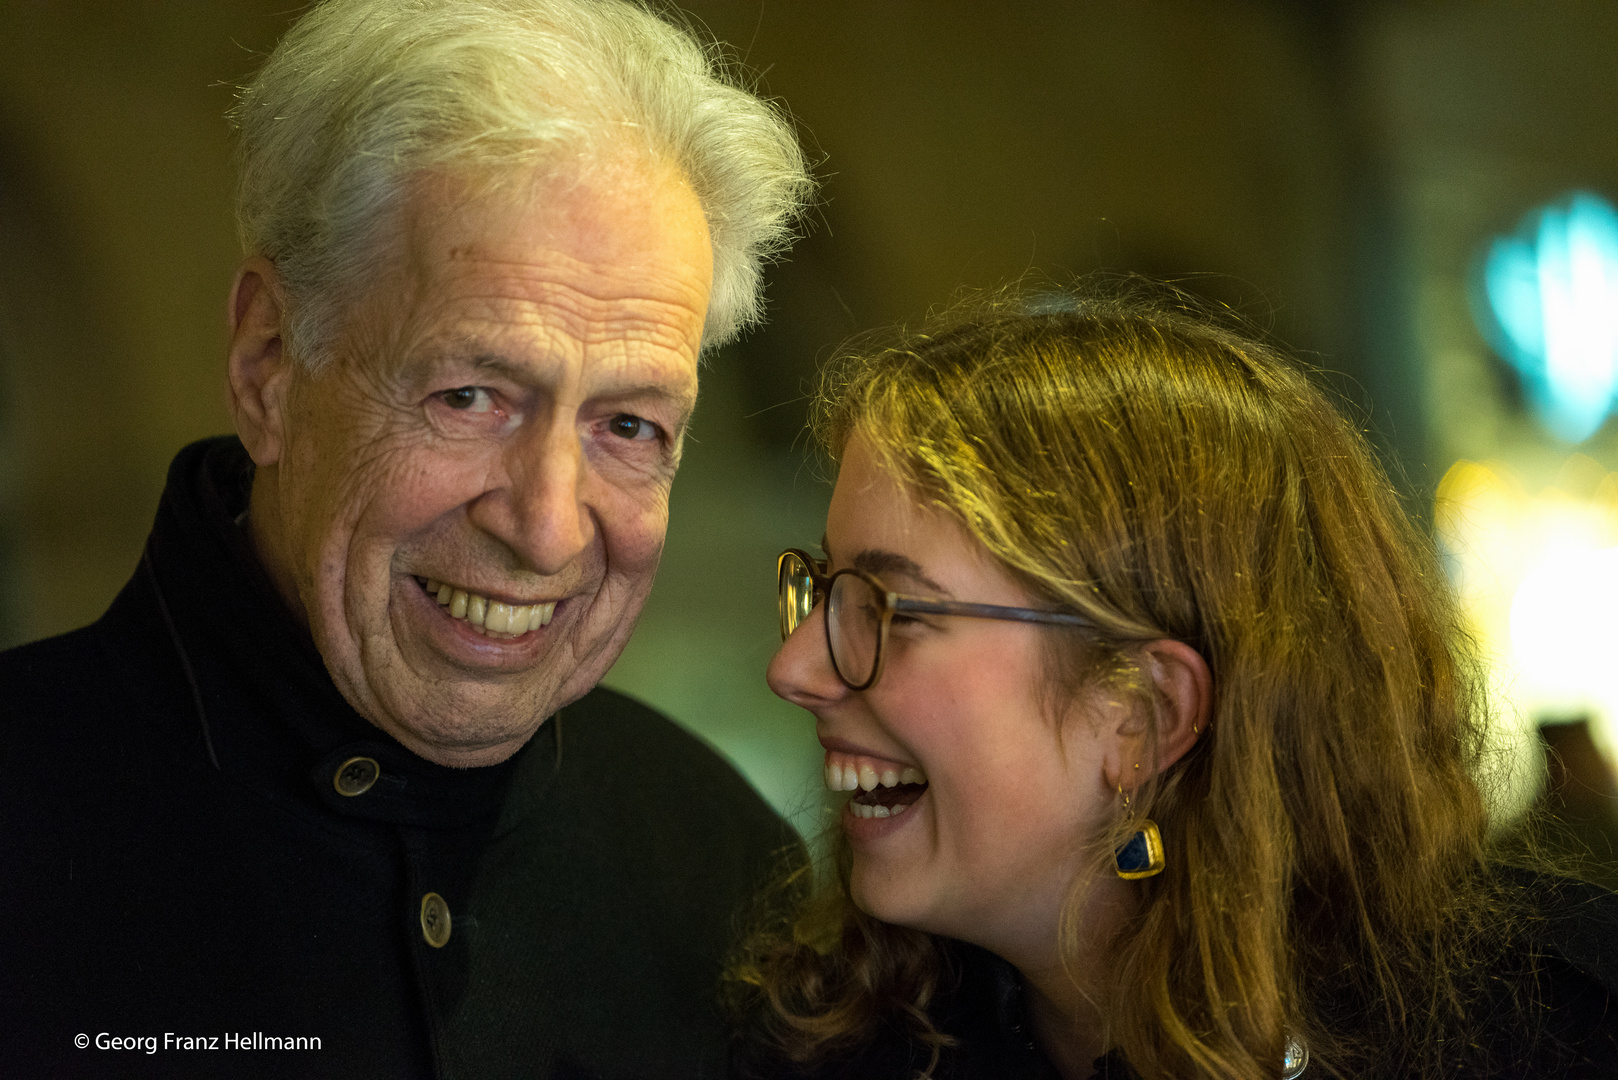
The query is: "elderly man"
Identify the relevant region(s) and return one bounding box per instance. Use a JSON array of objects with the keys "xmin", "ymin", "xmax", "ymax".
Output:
[{"xmin": 0, "ymin": 1, "xmax": 810, "ymax": 1076}]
